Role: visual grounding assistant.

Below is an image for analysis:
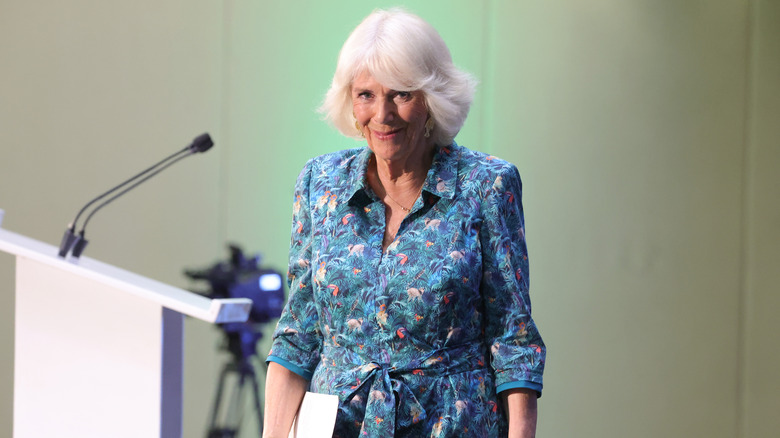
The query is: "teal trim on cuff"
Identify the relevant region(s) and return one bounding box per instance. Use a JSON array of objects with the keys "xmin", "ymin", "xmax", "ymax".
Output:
[
  {"xmin": 497, "ymin": 380, "xmax": 543, "ymax": 398},
  {"xmin": 266, "ymin": 355, "xmax": 314, "ymax": 381}
]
